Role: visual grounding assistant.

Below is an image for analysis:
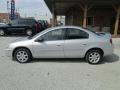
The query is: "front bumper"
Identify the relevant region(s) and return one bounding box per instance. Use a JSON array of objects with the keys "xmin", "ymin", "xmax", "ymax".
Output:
[{"xmin": 5, "ymin": 49, "xmax": 13, "ymax": 57}]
